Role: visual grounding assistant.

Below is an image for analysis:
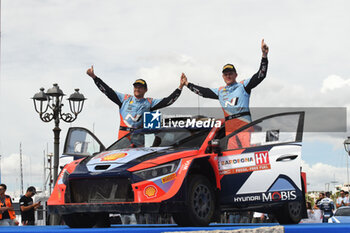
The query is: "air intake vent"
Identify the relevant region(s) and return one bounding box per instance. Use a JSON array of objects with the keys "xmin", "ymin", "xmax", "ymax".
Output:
[{"xmin": 95, "ymin": 165, "xmax": 111, "ymax": 170}]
